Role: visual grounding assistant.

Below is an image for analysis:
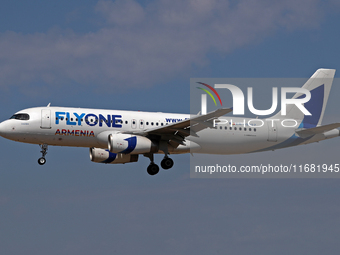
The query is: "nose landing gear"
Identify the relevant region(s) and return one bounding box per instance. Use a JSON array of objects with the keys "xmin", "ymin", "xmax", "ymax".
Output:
[{"xmin": 38, "ymin": 144, "xmax": 48, "ymax": 165}]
